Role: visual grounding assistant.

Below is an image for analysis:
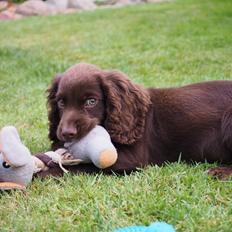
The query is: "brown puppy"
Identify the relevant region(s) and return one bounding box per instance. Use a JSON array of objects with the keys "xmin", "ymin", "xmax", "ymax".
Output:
[{"xmin": 44, "ymin": 63, "xmax": 232, "ymax": 178}]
